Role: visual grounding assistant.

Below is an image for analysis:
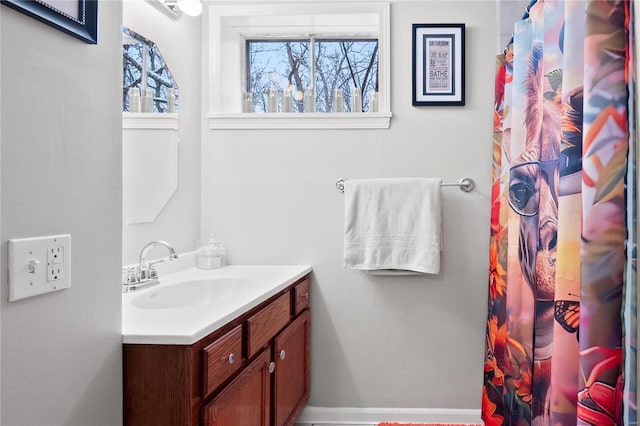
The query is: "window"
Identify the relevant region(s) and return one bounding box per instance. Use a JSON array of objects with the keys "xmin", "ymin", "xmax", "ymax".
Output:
[
  {"xmin": 206, "ymin": 3, "xmax": 391, "ymax": 129},
  {"xmin": 247, "ymin": 38, "xmax": 378, "ymax": 113},
  {"xmin": 122, "ymin": 27, "xmax": 178, "ymax": 113}
]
